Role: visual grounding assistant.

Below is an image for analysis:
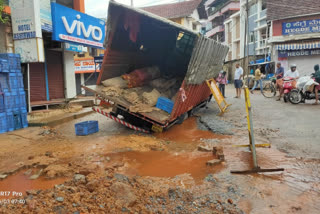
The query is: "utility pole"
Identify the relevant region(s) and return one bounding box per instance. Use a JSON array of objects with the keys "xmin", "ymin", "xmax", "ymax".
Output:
[
  {"xmin": 131, "ymin": 0, "xmax": 133, "ymax": 7},
  {"xmin": 245, "ymin": 0, "xmax": 249, "ymax": 85}
]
